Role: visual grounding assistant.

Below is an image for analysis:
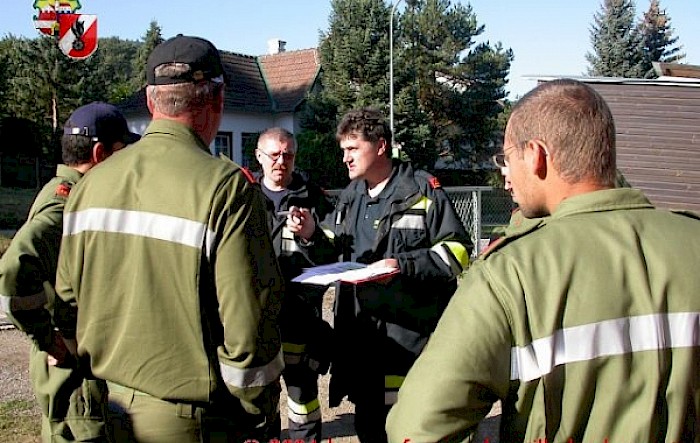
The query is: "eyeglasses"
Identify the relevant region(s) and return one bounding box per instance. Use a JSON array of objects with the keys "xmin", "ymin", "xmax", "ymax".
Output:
[
  {"xmin": 258, "ymin": 150, "xmax": 295, "ymax": 163},
  {"xmin": 492, "ymin": 153, "xmax": 507, "ymax": 168}
]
